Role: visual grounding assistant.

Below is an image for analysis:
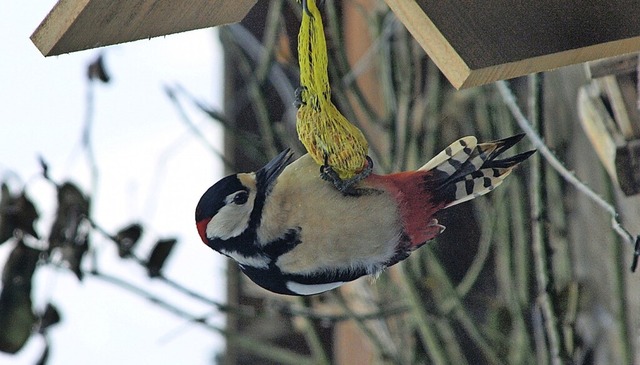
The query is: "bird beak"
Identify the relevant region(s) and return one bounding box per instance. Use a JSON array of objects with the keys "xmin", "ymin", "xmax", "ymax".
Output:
[{"xmin": 257, "ymin": 149, "xmax": 294, "ymax": 193}]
